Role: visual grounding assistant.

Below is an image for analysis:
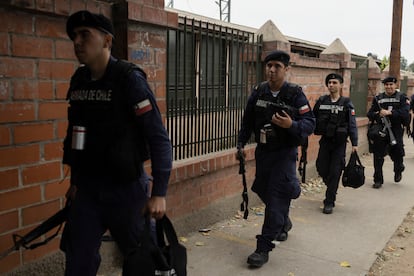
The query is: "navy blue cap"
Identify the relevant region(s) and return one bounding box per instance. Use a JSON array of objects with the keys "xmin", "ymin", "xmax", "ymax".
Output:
[
  {"xmin": 325, "ymin": 73, "xmax": 343, "ymax": 86},
  {"xmin": 66, "ymin": 10, "xmax": 114, "ymax": 40},
  {"xmin": 264, "ymin": 50, "xmax": 290, "ymax": 66},
  {"xmin": 382, "ymin": 76, "xmax": 397, "ymax": 84}
]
